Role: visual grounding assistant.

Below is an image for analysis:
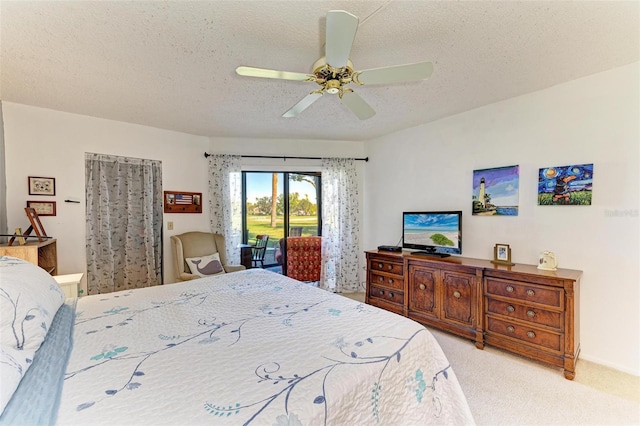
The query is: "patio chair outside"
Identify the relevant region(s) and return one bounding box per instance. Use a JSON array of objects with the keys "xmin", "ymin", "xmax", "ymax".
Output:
[{"xmin": 251, "ymin": 234, "xmax": 270, "ymax": 268}]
